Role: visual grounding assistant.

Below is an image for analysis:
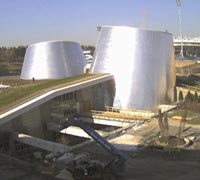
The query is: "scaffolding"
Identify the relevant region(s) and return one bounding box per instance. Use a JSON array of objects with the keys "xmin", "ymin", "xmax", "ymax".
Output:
[{"xmin": 91, "ymin": 106, "xmax": 154, "ymax": 123}]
